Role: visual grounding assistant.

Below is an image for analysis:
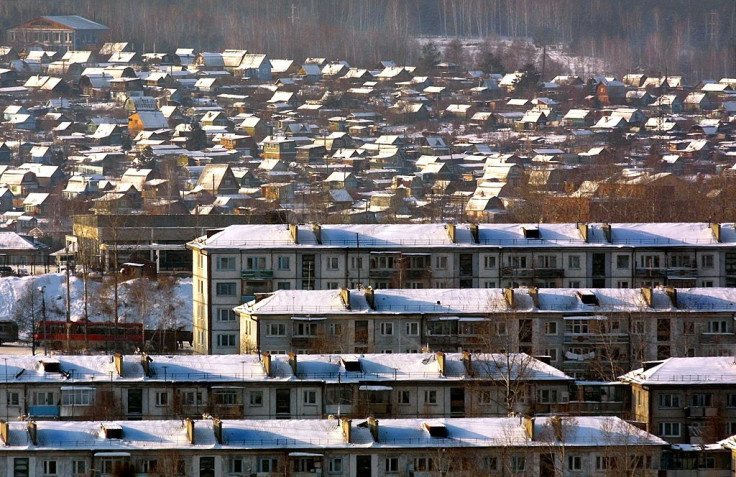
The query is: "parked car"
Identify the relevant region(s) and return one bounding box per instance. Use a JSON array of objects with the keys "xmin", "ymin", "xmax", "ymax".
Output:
[
  {"xmin": 0, "ymin": 266, "xmax": 13, "ymax": 277},
  {"xmin": 15, "ymin": 268, "xmax": 28, "ymax": 277}
]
